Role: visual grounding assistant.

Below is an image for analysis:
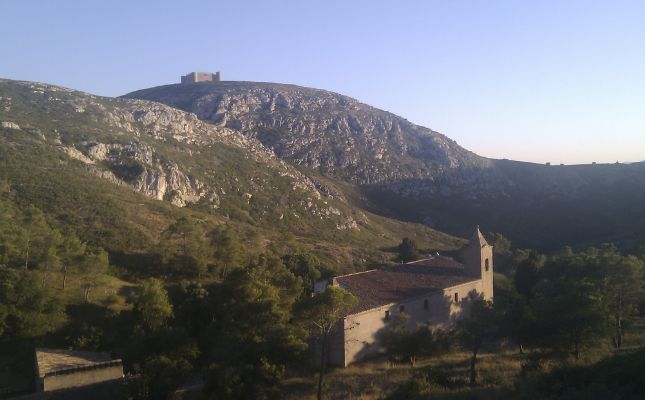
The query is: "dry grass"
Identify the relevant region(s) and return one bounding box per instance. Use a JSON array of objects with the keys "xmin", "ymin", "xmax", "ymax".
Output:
[
  {"xmin": 32, "ymin": 270, "xmax": 134, "ymax": 311},
  {"xmin": 281, "ymin": 350, "xmax": 524, "ymax": 400},
  {"xmin": 622, "ymin": 317, "xmax": 645, "ymax": 350}
]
